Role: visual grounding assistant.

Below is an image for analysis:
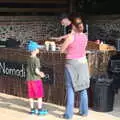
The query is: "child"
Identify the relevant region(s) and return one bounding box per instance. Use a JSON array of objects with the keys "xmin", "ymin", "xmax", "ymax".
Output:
[{"xmin": 26, "ymin": 40, "xmax": 48, "ymax": 115}]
